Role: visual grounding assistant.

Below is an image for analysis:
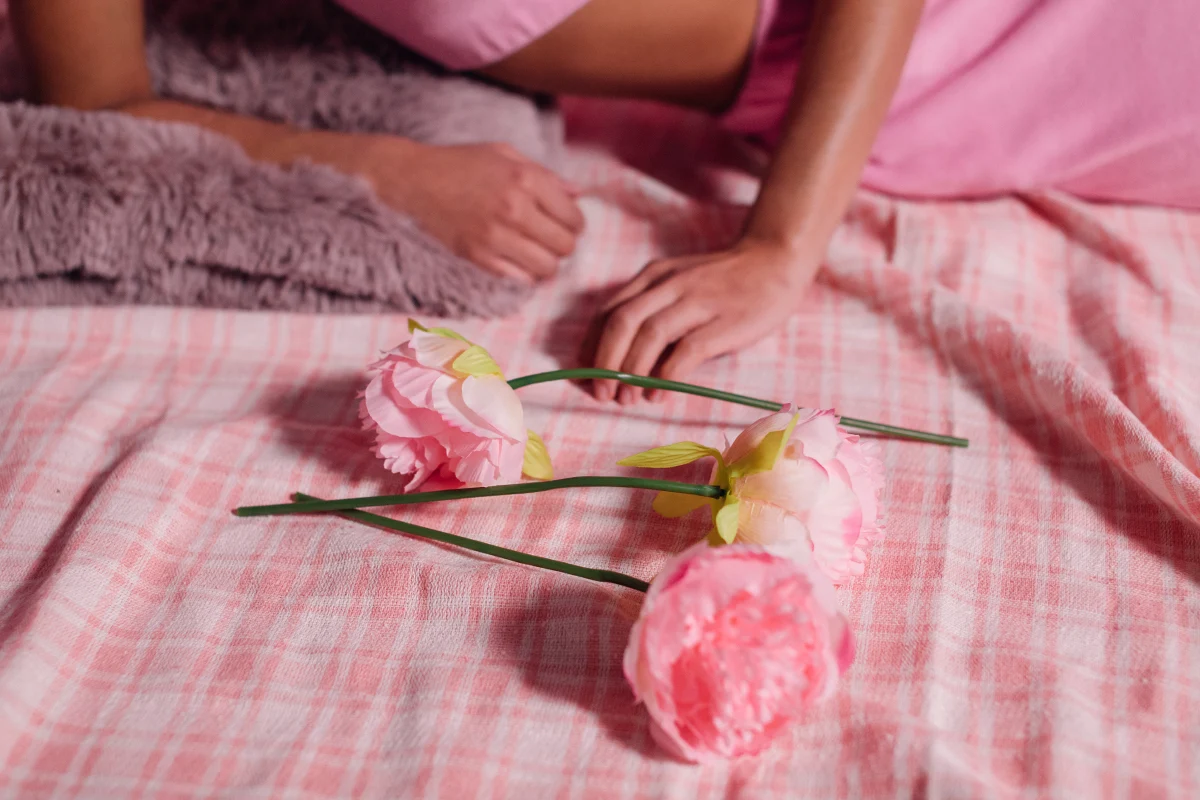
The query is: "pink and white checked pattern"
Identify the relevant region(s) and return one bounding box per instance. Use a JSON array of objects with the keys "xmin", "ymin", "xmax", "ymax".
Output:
[{"xmin": 1, "ymin": 100, "xmax": 1198, "ymax": 798}]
